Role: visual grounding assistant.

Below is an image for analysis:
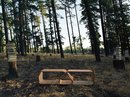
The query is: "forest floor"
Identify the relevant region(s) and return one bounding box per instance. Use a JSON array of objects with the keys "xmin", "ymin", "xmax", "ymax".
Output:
[{"xmin": 0, "ymin": 53, "xmax": 130, "ymax": 97}]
